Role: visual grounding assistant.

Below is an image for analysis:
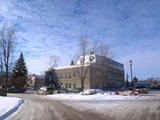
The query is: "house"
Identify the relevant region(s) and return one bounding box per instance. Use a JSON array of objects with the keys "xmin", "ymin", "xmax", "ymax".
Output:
[
  {"xmin": 27, "ymin": 74, "xmax": 45, "ymax": 88},
  {"xmin": 55, "ymin": 53, "xmax": 125, "ymax": 90}
]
